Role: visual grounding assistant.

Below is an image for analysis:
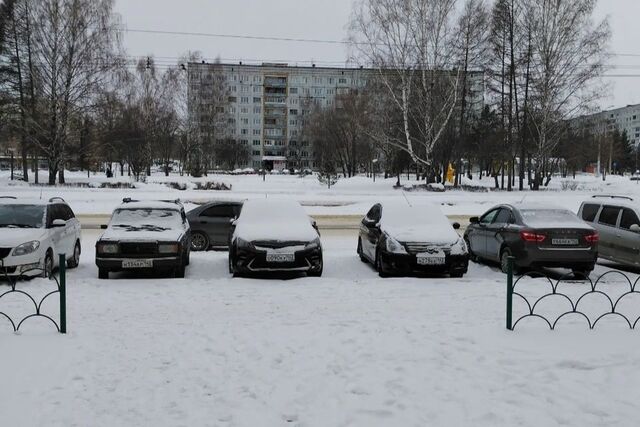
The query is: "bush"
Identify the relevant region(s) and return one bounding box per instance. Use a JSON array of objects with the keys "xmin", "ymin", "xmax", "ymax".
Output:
[
  {"xmin": 99, "ymin": 182, "xmax": 136, "ymax": 189},
  {"xmin": 166, "ymin": 182, "xmax": 188, "ymax": 191},
  {"xmin": 560, "ymin": 180, "xmax": 579, "ymax": 191},
  {"xmin": 194, "ymin": 181, "xmax": 232, "ymax": 191}
]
